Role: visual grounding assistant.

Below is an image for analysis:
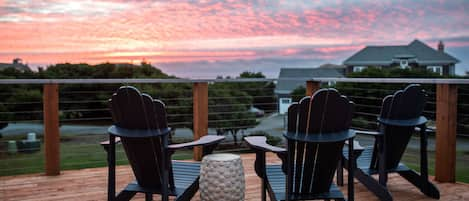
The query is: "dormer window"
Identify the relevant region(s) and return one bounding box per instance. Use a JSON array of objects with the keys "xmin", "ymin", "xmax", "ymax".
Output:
[{"xmin": 400, "ymin": 60, "xmax": 409, "ymax": 69}]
